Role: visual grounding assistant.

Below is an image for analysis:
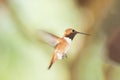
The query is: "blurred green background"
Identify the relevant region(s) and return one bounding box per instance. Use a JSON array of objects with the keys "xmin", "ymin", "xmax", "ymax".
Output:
[{"xmin": 0, "ymin": 0, "xmax": 120, "ymax": 80}]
